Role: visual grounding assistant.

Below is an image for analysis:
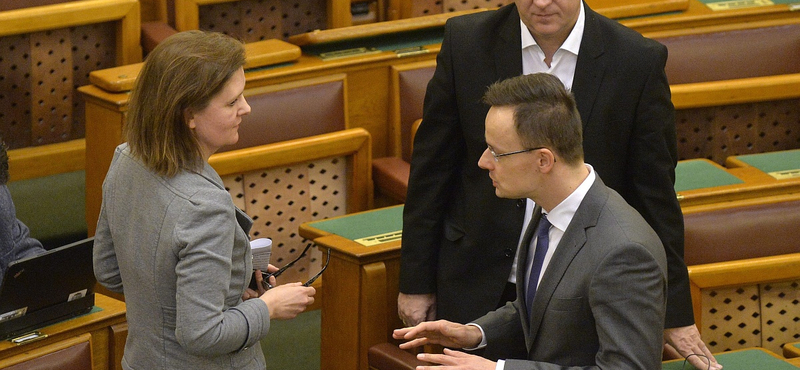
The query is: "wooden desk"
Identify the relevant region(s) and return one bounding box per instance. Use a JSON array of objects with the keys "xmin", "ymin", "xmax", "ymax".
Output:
[
  {"xmin": 299, "ymin": 205, "xmax": 404, "ymax": 370},
  {"xmin": 0, "ymin": 294, "xmax": 127, "ymax": 370},
  {"xmin": 662, "ymin": 347, "xmax": 800, "ymax": 369},
  {"xmin": 785, "ymin": 342, "xmax": 800, "ymax": 358},
  {"xmin": 725, "ymin": 149, "xmax": 800, "ymax": 179}
]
